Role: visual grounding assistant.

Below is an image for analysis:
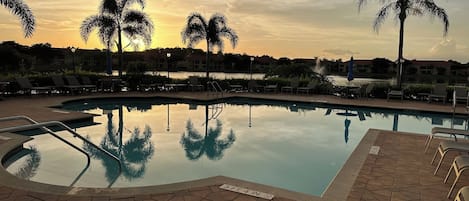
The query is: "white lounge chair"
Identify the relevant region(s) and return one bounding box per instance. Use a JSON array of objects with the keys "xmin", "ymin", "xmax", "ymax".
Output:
[{"xmin": 425, "ymin": 127, "xmax": 469, "ymax": 153}]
